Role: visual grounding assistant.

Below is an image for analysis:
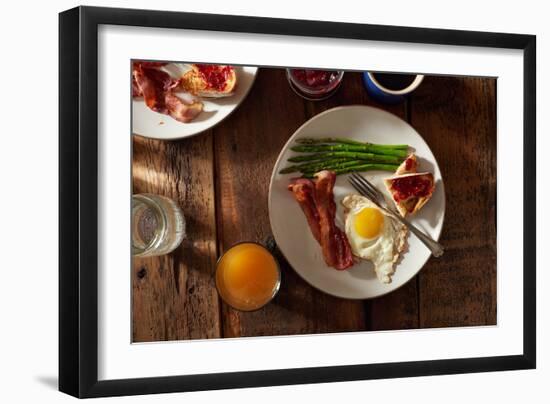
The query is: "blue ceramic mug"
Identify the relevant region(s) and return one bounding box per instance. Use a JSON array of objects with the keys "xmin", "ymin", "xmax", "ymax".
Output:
[{"xmin": 362, "ymin": 72, "xmax": 424, "ymax": 104}]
